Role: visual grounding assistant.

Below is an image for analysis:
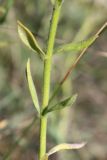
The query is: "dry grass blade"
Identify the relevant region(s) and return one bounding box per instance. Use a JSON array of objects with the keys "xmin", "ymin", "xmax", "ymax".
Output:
[{"xmin": 47, "ymin": 142, "xmax": 86, "ymax": 156}]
